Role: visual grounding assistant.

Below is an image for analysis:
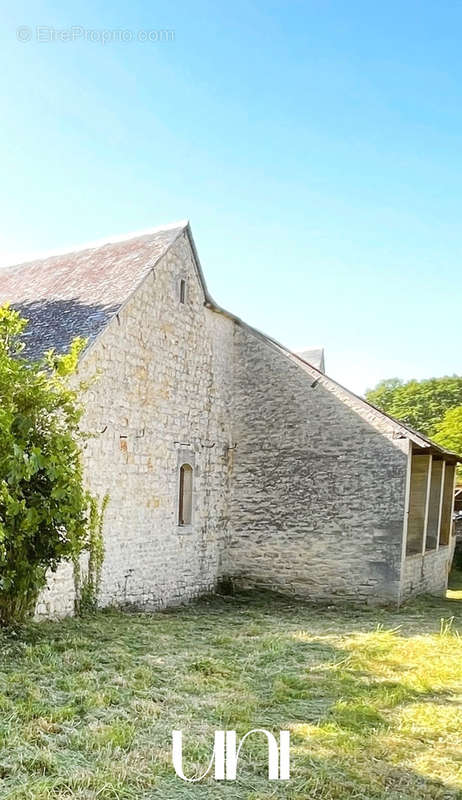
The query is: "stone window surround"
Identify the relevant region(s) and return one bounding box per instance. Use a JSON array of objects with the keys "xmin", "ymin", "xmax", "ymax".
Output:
[{"xmin": 176, "ymin": 448, "xmax": 195, "ymax": 534}]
